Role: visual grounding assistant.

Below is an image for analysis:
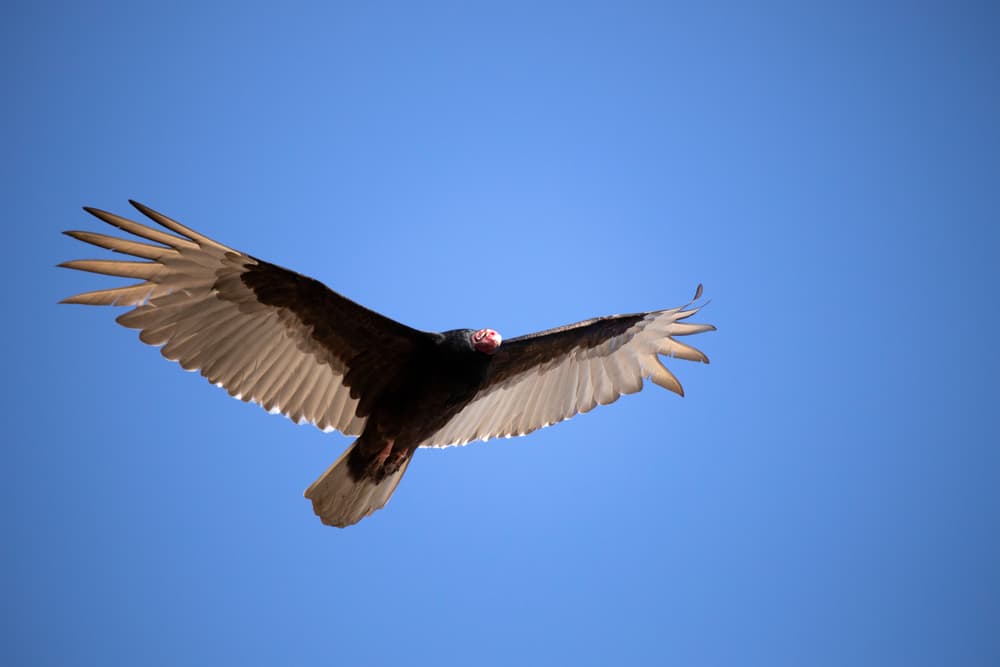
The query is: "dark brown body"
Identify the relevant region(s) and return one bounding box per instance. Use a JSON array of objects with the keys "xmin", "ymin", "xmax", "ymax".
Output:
[{"xmin": 348, "ymin": 330, "xmax": 493, "ymax": 482}]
